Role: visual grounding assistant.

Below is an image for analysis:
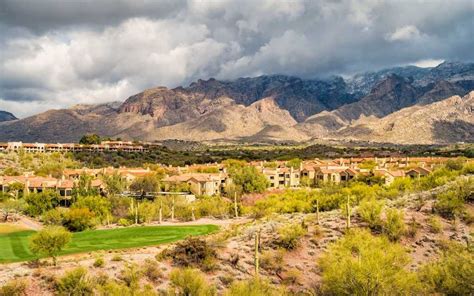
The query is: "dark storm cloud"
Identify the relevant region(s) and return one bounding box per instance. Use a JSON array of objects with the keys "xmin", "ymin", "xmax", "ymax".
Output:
[{"xmin": 0, "ymin": 0, "xmax": 473, "ymax": 118}]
